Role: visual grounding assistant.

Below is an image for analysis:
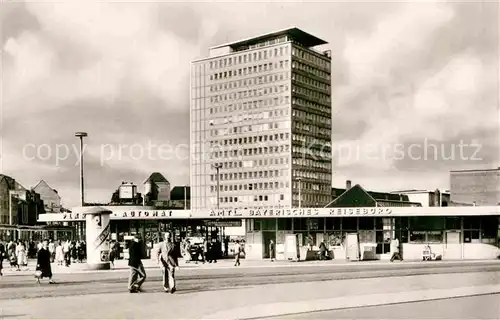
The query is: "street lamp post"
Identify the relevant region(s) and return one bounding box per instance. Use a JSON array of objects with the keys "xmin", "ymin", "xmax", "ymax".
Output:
[
  {"xmin": 75, "ymin": 132, "xmax": 88, "ymax": 207},
  {"xmin": 214, "ymin": 163, "xmax": 222, "ymax": 210}
]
